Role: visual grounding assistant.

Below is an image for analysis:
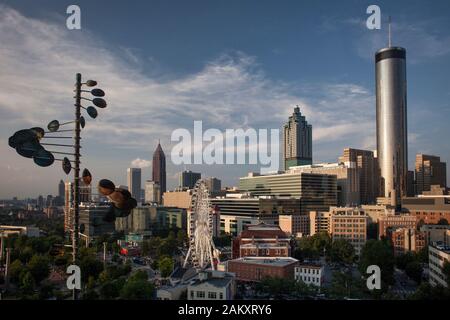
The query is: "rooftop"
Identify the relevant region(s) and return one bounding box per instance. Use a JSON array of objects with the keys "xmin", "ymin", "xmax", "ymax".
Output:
[{"xmin": 230, "ymin": 257, "xmax": 298, "ymax": 267}]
